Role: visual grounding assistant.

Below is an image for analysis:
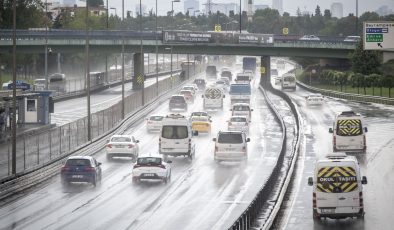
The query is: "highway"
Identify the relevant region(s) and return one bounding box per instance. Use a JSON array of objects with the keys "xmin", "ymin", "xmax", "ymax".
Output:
[
  {"xmin": 0, "ymin": 70, "xmax": 286, "ymax": 229},
  {"xmin": 272, "ymin": 63, "xmax": 394, "ymax": 229}
]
